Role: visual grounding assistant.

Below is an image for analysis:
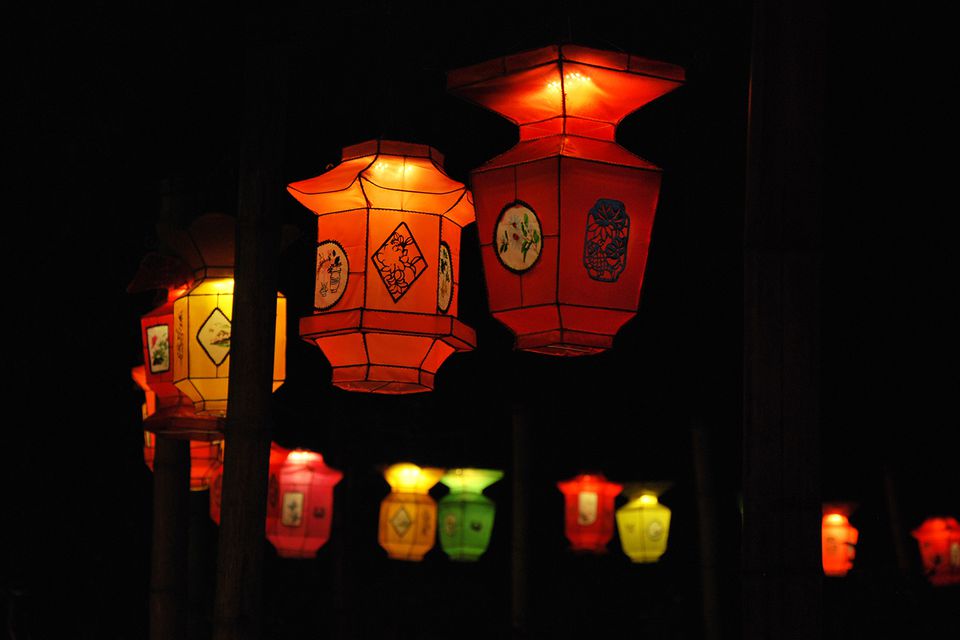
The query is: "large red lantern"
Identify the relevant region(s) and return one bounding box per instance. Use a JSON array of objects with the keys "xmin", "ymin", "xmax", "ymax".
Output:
[
  {"xmin": 556, "ymin": 473, "xmax": 623, "ymax": 552},
  {"xmin": 912, "ymin": 516, "xmax": 960, "ymax": 586},
  {"xmin": 448, "ymin": 45, "xmax": 684, "ymax": 355},
  {"xmin": 822, "ymin": 505, "xmax": 858, "ymax": 577},
  {"xmin": 288, "ymin": 140, "xmax": 476, "ymax": 393}
]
